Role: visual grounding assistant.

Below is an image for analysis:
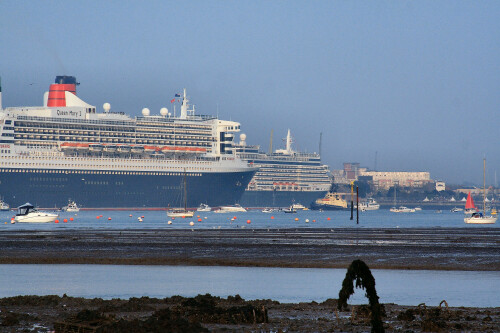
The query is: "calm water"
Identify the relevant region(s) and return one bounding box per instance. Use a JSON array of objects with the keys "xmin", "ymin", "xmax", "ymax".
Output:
[
  {"xmin": 0, "ymin": 264, "xmax": 498, "ymax": 307},
  {"xmin": 1, "ymin": 209, "xmax": 497, "ymax": 230}
]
